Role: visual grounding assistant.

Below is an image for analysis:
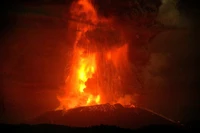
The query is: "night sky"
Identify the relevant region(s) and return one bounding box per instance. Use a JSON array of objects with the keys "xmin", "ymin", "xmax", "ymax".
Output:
[{"xmin": 0, "ymin": 0, "xmax": 200, "ymax": 124}]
